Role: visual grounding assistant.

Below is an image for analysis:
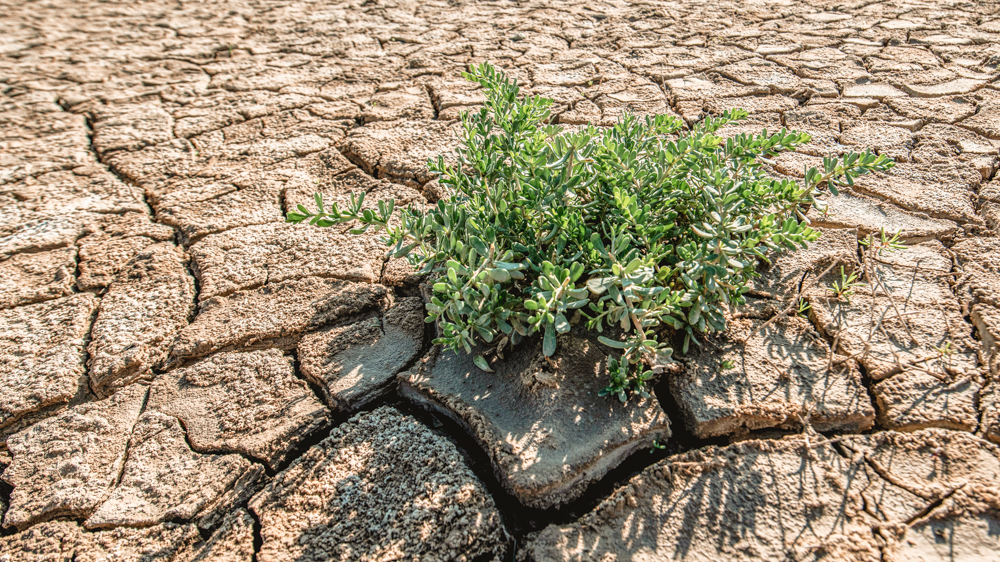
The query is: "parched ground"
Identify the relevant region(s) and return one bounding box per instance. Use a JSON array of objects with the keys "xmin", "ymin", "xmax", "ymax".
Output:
[{"xmin": 2, "ymin": 0, "xmax": 1000, "ymax": 560}]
